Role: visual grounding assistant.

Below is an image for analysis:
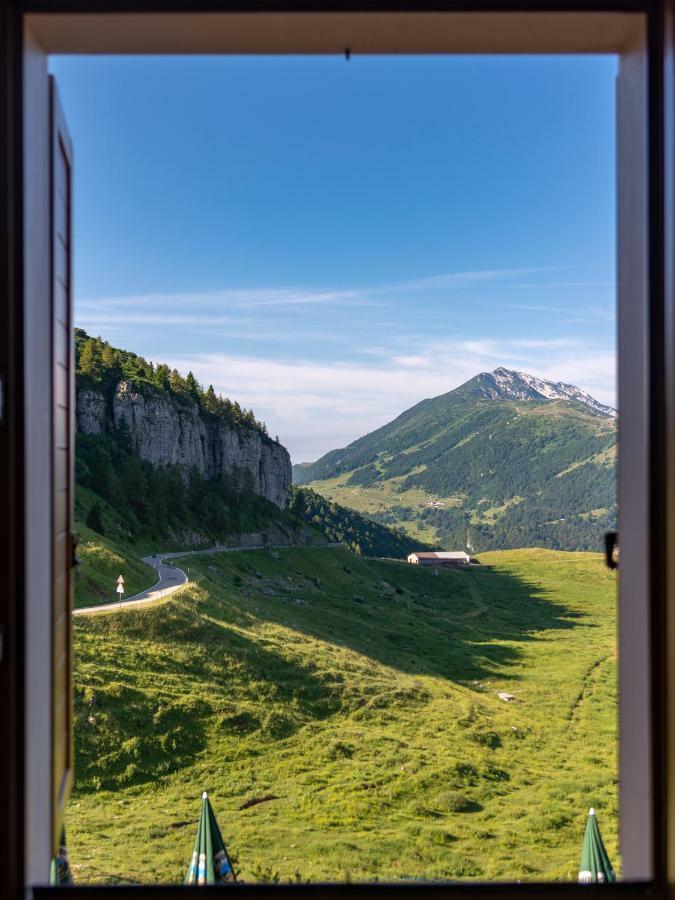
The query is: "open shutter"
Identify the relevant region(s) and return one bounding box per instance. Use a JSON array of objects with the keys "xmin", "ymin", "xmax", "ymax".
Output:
[{"xmin": 50, "ymin": 76, "xmax": 75, "ymax": 853}]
